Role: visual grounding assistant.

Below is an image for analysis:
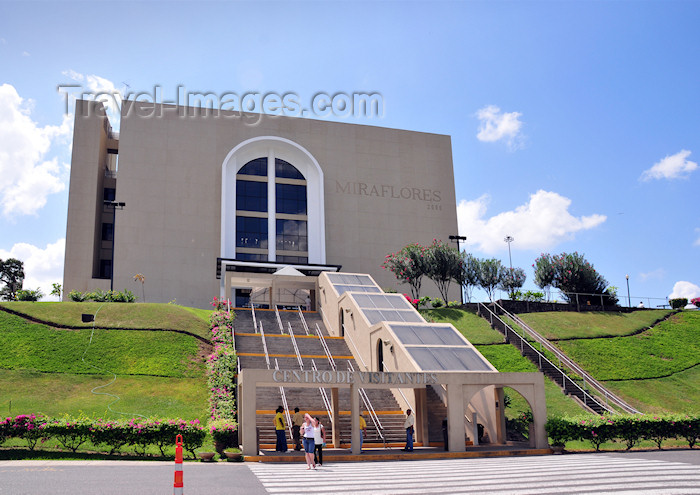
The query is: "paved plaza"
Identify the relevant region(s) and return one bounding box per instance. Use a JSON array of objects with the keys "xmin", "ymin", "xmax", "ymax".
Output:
[{"xmin": 1, "ymin": 451, "xmax": 699, "ymax": 494}]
